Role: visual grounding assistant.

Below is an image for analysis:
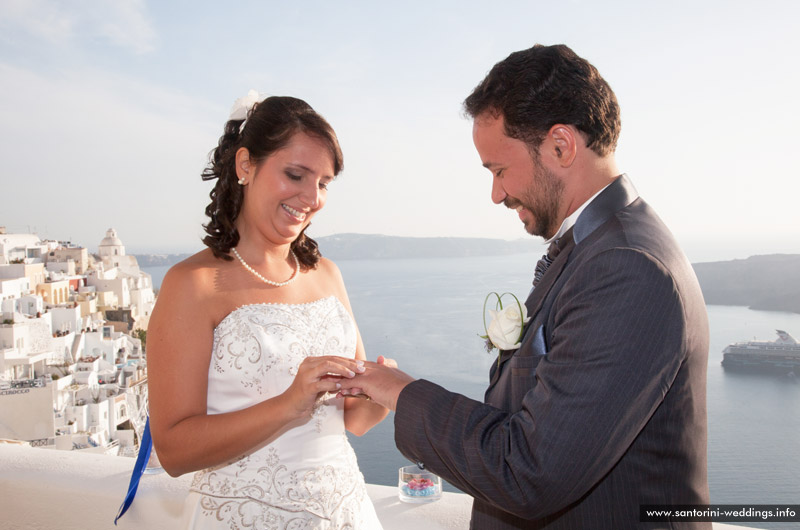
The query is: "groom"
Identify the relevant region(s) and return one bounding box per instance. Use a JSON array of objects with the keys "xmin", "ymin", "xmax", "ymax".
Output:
[{"xmin": 341, "ymin": 44, "xmax": 710, "ymax": 529}]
